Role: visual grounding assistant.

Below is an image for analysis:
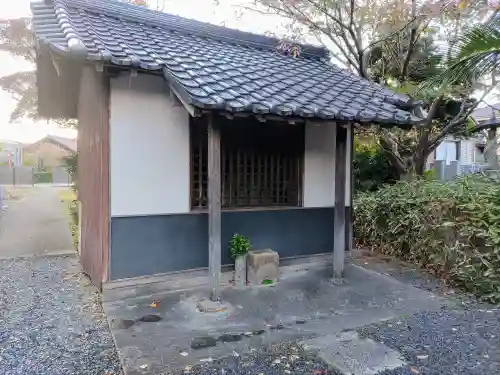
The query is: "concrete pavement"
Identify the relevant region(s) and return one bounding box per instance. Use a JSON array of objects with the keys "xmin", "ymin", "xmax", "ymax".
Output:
[{"xmin": 0, "ymin": 186, "xmax": 75, "ymax": 259}]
